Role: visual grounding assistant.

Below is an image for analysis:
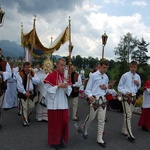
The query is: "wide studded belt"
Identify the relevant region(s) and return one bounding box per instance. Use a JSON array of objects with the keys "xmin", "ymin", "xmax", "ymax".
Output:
[
  {"xmin": 123, "ymin": 94, "xmax": 136, "ymax": 105},
  {"xmin": 91, "ymin": 95, "xmax": 107, "ymax": 111}
]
